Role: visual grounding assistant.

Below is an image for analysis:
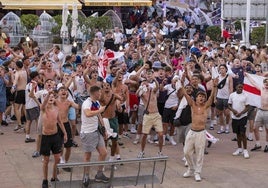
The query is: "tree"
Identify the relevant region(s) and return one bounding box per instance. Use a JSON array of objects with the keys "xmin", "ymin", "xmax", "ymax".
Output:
[
  {"xmin": 251, "ymin": 26, "xmax": 265, "ymax": 46},
  {"xmin": 205, "ymin": 26, "xmax": 222, "ymax": 42},
  {"xmin": 21, "ymin": 14, "xmax": 39, "ymax": 32}
]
